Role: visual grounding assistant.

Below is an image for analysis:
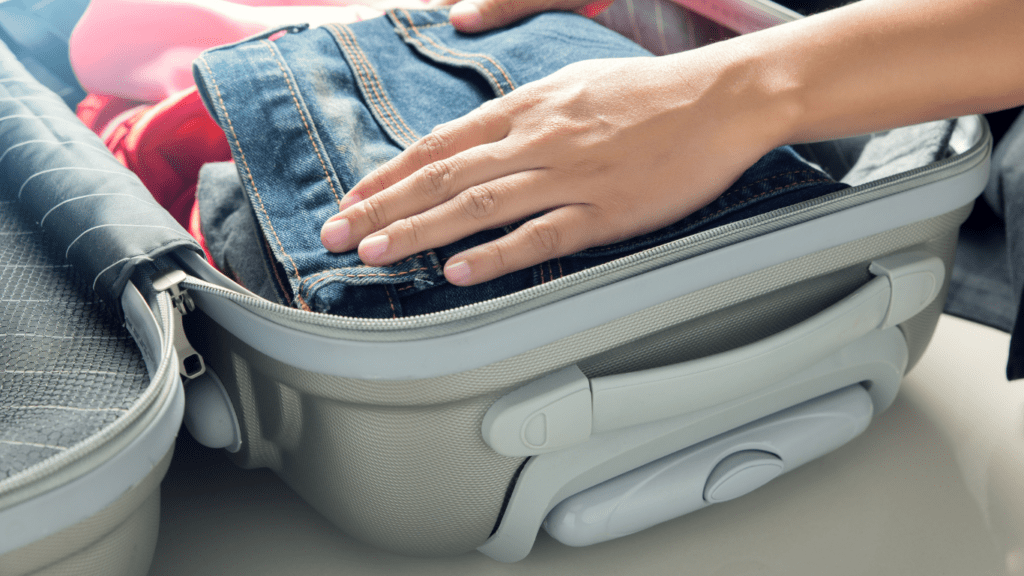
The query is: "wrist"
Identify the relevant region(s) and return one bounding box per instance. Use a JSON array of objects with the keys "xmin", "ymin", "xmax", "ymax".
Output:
[{"xmin": 661, "ymin": 37, "xmax": 800, "ymax": 160}]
